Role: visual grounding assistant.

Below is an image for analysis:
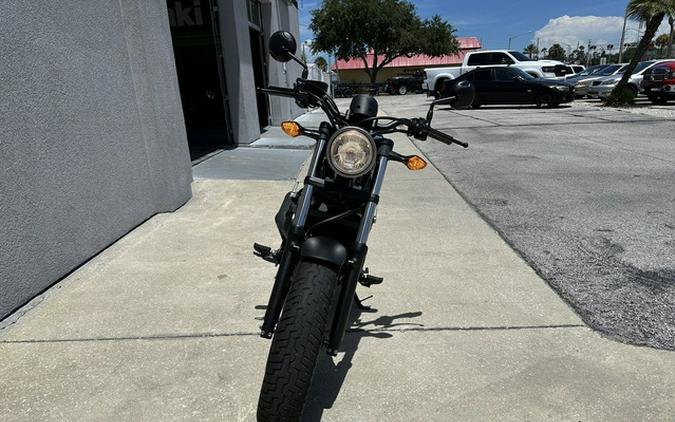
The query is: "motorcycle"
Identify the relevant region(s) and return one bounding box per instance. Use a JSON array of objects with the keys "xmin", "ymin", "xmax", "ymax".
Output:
[{"xmin": 253, "ymin": 31, "xmax": 475, "ymax": 421}]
